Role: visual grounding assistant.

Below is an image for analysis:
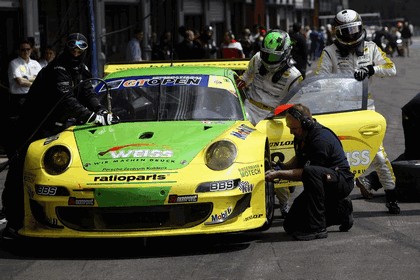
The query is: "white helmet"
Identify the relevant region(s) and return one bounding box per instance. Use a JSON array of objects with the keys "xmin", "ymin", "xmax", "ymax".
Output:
[{"xmin": 334, "ymin": 9, "xmax": 365, "ymax": 46}]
